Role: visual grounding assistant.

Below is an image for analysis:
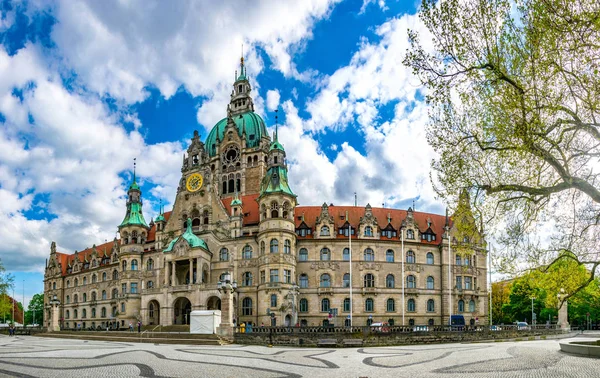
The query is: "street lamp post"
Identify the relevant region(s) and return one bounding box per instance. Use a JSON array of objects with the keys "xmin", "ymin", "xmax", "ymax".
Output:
[
  {"xmin": 217, "ymin": 272, "xmax": 237, "ymax": 336},
  {"xmin": 48, "ymin": 294, "xmax": 61, "ymax": 332}
]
